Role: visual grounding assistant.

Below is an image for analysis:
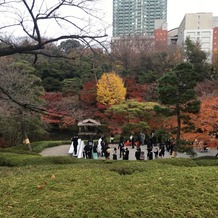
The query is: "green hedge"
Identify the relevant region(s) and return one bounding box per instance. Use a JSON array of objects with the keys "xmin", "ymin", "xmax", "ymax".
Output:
[
  {"xmin": 0, "ymin": 152, "xmax": 217, "ymax": 168},
  {"xmin": 0, "ymin": 152, "xmax": 84, "ymax": 167},
  {"xmin": 0, "ymin": 140, "xmax": 71, "ymax": 154}
]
